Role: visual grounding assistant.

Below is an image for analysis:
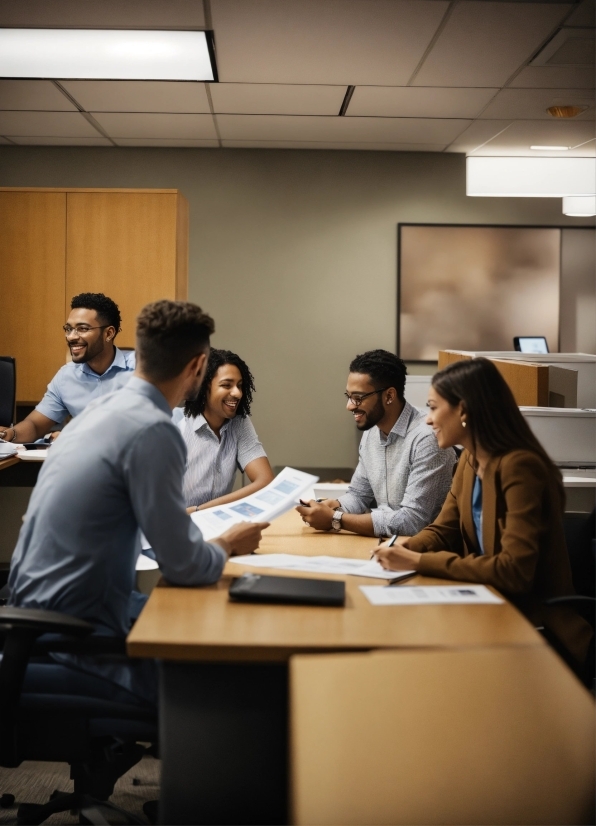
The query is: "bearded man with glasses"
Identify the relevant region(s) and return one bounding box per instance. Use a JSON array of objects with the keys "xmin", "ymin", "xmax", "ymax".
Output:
[
  {"xmin": 297, "ymin": 349, "xmax": 456, "ymax": 538},
  {"xmin": 0, "ymin": 292, "xmax": 135, "ymax": 444}
]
